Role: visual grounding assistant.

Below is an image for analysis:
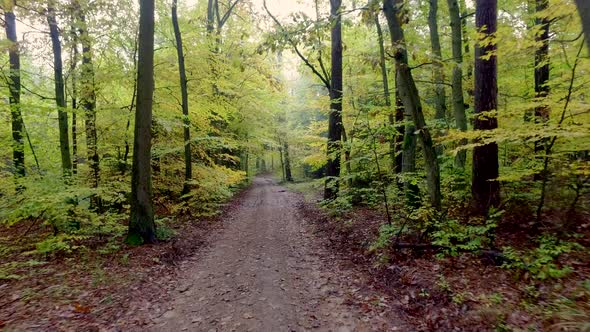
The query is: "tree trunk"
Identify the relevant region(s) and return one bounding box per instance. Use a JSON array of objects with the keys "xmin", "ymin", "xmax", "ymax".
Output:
[
  {"xmin": 472, "ymin": 0, "xmax": 500, "ymax": 215},
  {"xmin": 128, "ymin": 0, "xmax": 157, "ymax": 245},
  {"xmin": 4, "ymin": 1, "xmax": 25, "ymax": 178},
  {"xmin": 447, "ymin": 0, "xmax": 468, "ymax": 168},
  {"xmin": 324, "ymin": 0, "xmax": 344, "ymax": 200},
  {"xmin": 76, "ymin": 3, "xmax": 100, "ymax": 189},
  {"xmin": 383, "ymin": 0, "xmax": 442, "ymax": 210},
  {"xmin": 459, "ymin": 0, "xmax": 473, "ymax": 79},
  {"xmin": 400, "ymin": 82, "xmax": 419, "ymax": 206},
  {"xmin": 278, "ymin": 145, "xmax": 285, "ymax": 181},
  {"xmin": 374, "ymin": 13, "xmax": 398, "ymax": 173},
  {"xmin": 342, "ymin": 126, "xmax": 353, "ymax": 187},
  {"xmin": 428, "ymin": 0, "xmax": 447, "ymax": 144},
  {"xmin": 47, "ymin": 6, "xmax": 73, "ymax": 178},
  {"xmin": 71, "ymin": 37, "xmax": 79, "ymax": 176},
  {"xmin": 172, "ymin": 0, "xmax": 192, "ymax": 195},
  {"xmin": 575, "ymin": 0, "xmax": 590, "ymax": 51},
  {"xmin": 532, "ymin": 0, "xmax": 550, "ymax": 154},
  {"xmin": 283, "ymin": 141, "xmax": 293, "ymax": 182},
  {"xmin": 394, "ymin": 89, "xmax": 404, "ymax": 175}
]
